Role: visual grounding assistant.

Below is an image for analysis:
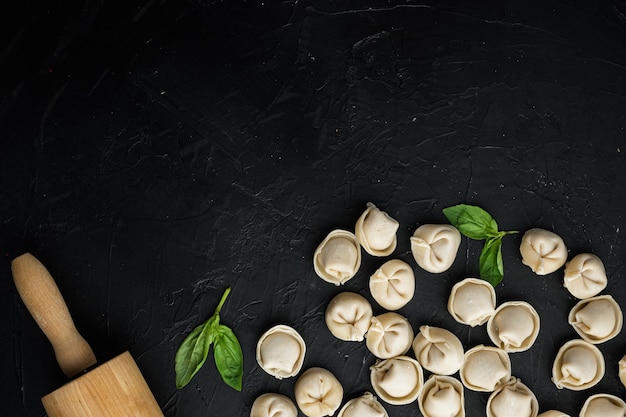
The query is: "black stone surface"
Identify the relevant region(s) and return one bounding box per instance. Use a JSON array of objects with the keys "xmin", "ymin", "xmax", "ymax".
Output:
[{"xmin": 2, "ymin": 1, "xmax": 626, "ymax": 416}]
